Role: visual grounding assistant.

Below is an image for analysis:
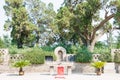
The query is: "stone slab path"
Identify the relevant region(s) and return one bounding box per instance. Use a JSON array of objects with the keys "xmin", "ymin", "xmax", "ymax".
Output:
[{"xmin": 0, "ymin": 73, "xmax": 120, "ymax": 80}]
